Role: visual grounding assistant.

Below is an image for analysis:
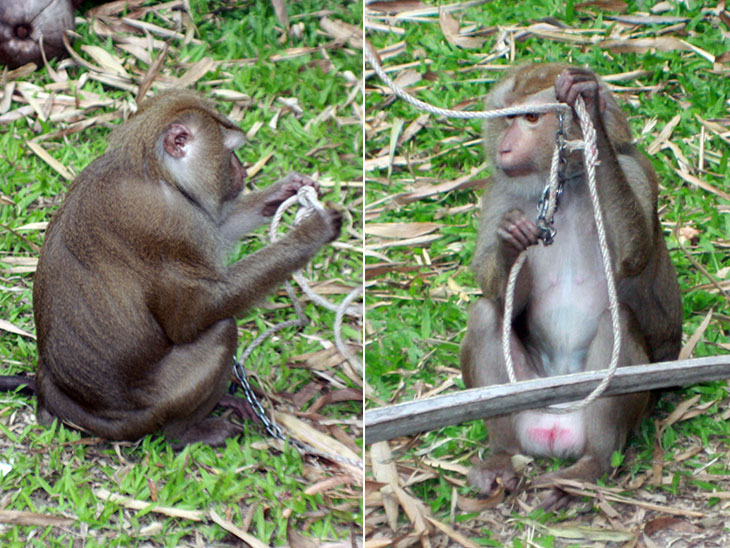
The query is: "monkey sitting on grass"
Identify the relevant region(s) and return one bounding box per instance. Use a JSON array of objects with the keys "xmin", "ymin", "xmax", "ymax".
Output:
[{"xmin": 5, "ymin": 88, "xmax": 342, "ymax": 446}]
